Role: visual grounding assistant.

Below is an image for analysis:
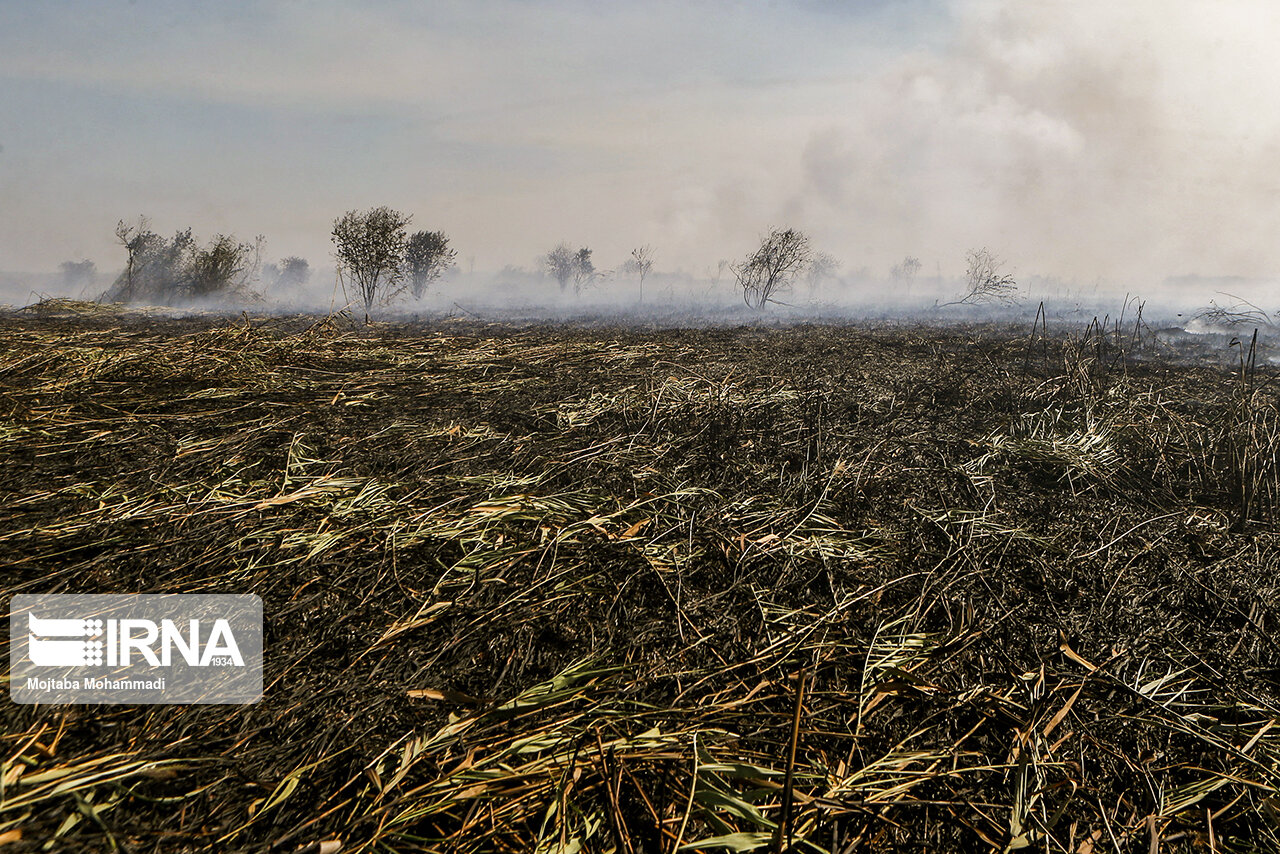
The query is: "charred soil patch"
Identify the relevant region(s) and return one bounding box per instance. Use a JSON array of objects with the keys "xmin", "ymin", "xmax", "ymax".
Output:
[{"xmin": 2, "ymin": 313, "xmax": 1279, "ymax": 852}]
